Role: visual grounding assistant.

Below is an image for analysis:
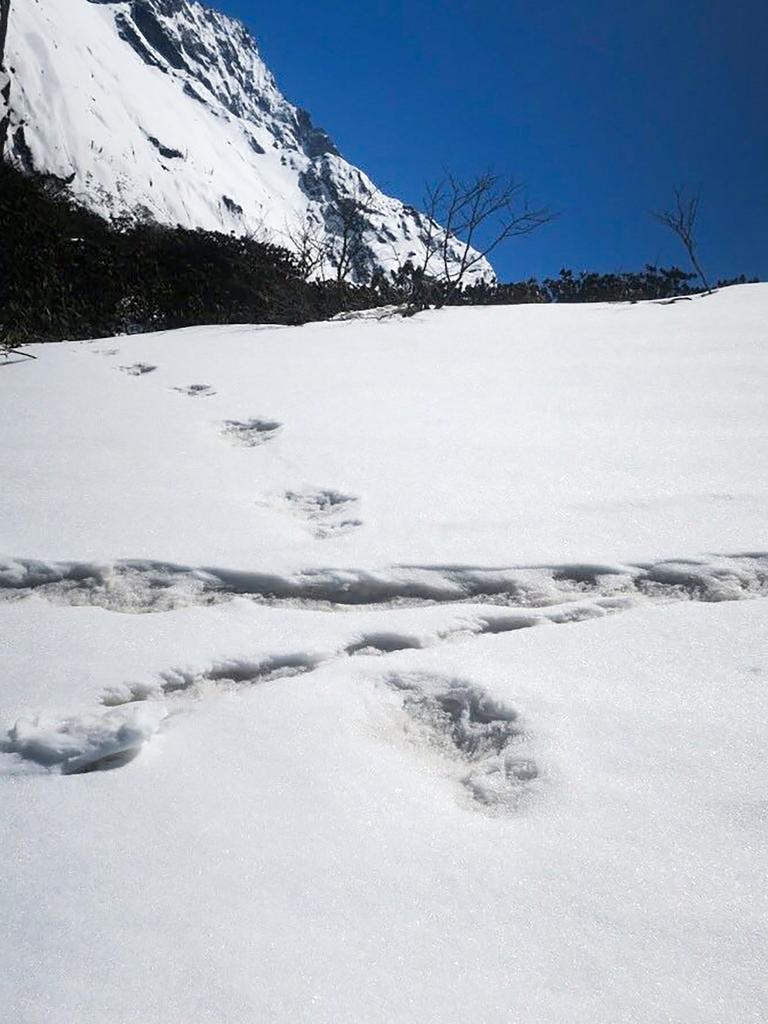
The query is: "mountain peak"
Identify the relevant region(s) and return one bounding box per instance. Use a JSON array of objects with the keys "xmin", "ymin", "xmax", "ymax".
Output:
[{"xmin": 2, "ymin": 0, "xmax": 492, "ymax": 283}]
